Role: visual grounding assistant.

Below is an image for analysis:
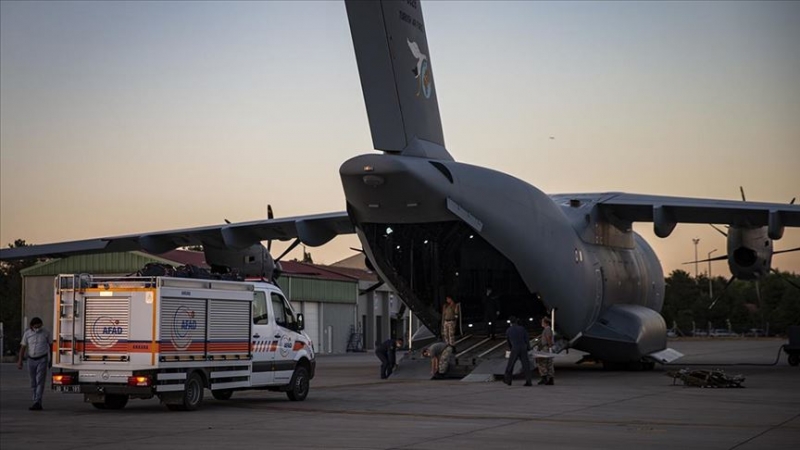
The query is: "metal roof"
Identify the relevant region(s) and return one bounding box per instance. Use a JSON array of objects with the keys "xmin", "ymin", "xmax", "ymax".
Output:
[
  {"xmin": 20, "ymin": 251, "xmax": 178, "ymax": 276},
  {"xmin": 21, "ymin": 252, "xmax": 361, "ymax": 304}
]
